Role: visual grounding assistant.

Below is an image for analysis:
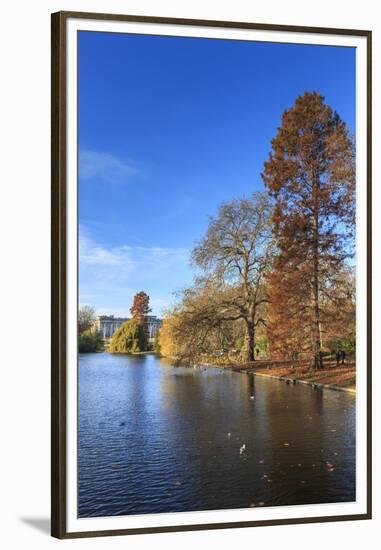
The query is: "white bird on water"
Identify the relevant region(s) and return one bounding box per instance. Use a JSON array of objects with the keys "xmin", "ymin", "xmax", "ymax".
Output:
[{"xmin": 240, "ymin": 444, "xmax": 246, "ymax": 454}]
